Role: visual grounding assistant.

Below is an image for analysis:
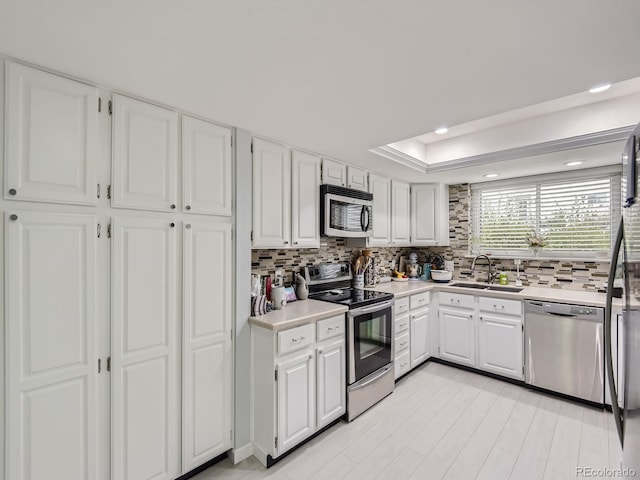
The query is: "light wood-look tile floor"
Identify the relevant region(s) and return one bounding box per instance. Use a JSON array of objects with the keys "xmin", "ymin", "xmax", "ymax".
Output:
[{"xmin": 194, "ymin": 362, "xmax": 621, "ymax": 480}]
